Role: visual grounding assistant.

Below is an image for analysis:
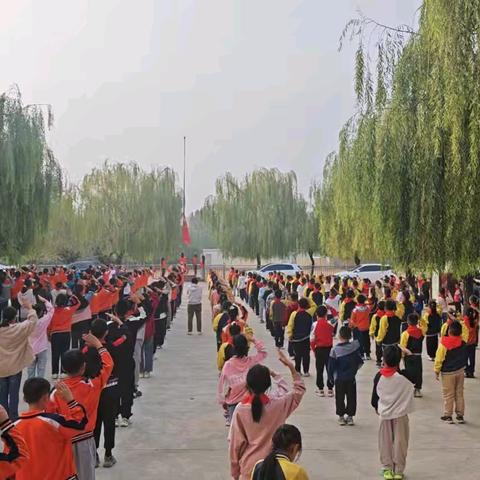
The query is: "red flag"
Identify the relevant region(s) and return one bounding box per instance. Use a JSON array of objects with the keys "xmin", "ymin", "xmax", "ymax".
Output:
[{"xmin": 181, "ymin": 216, "xmax": 191, "ymax": 245}]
